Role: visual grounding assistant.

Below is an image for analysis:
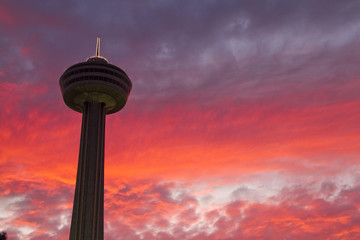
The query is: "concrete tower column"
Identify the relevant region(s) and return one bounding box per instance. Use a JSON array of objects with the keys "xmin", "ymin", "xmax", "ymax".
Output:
[{"xmin": 70, "ymin": 101, "xmax": 106, "ymax": 240}]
